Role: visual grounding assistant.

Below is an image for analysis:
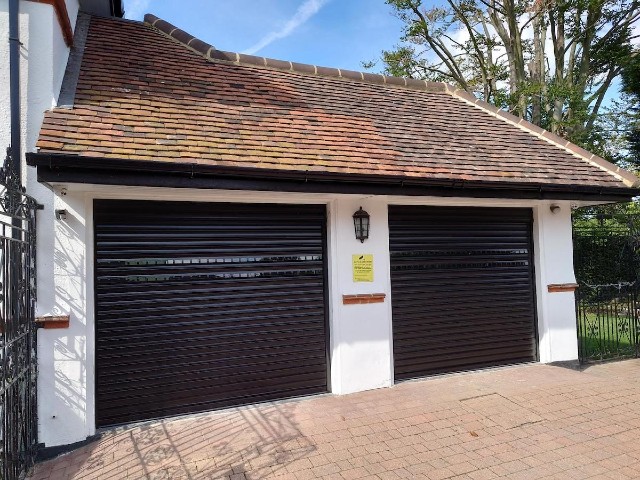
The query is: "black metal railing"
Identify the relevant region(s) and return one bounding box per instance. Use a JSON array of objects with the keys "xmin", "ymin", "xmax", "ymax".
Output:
[
  {"xmin": 0, "ymin": 148, "xmax": 39, "ymax": 480},
  {"xmin": 573, "ymin": 209, "xmax": 640, "ymax": 364},
  {"xmin": 575, "ymin": 283, "xmax": 639, "ymax": 362}
]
